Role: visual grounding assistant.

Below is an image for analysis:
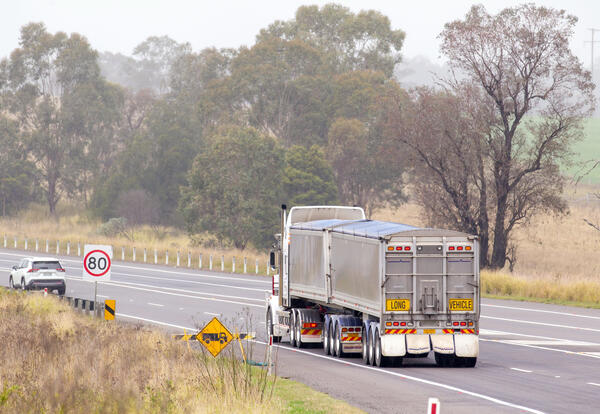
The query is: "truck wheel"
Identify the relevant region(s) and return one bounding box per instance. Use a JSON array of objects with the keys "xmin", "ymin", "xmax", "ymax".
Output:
[
  {"xmin": 323, "ymin": 320, "xmax": 331, "ymax": 355},
  {"xmin": 334, "ymin": 323, "xmax": 345, "ymax": 358},
  {"xmin": 361, "ymin": 325, "xmax": 369, "ymax": 364},
  {"xmin": 290, "ymin": 311, "xmax": 297, "ymax": 347},
  {"xmin": 374, "ymin": 329, "xmax": 390, "ymax": 367},
  {"xmin": 266, "ymin": 310, "xmax": 281, "ymax": 343},
  {"xmin": 462, "ymin": 357, "xmax": 477, "ymax": 368},
  {"xmin": 295, "ymin": 312, "xmax": 304, "ymax": 348},
  {"xmin": 435, "ymin": 352, "xmax": 452, "ymax": 367},
  {"xmin": 368, "ymin": 328, "xmax": 376, "ymax": 366}
]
